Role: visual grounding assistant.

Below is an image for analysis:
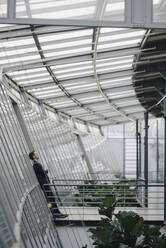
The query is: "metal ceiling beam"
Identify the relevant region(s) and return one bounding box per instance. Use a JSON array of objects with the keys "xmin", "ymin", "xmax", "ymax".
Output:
[
  {"xmin": 0, "ymin": 18, "xmax": 139, "ymax": 28},
  {"xmin": 1, "ymin": 0, "xmax": 164, "ymax": 28},
  {"xmin": 0, "ymin": 16, "xmax": 165, "ymax": 29},
  {"xmin": 0, "ymin": 26, "xmax": 143, "ymax": 41},
  {"xmin": 7, "ymin": 0, "xmax": 16, "ymax": 19},
  {"xmin": 92, "ymin": 27, "xmax": 135, "ymax": 122},
  {"xmin": 0, "ymin": 26, "xmax": 86, "ymax": 40}
]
